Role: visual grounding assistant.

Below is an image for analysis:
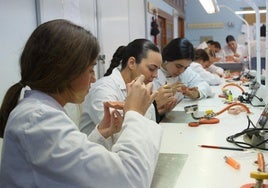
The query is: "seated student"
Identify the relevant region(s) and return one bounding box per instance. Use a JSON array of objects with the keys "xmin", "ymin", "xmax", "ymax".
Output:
[
  {"xmin": 207, "ymin": 63, "xmax": 225, "ymax": 78},
  {"xmin": 223, "ymin": 35, "xmax": 247, "ymax": 62},
  {"xmin": 154, "ymin": 38, "xmax": 213, "ymax": 108},
  {"xmin": 206, "ymin": 40, "xmax": 214, "ymax": 47},
  {"xmin": 209, "ymin": 41, "xmax": 225, "ymax": 63},
  {"xmin": 79, "ymin": 39, "xmax": 167, "ymax": 137},
  {"xmin": 0, "ymin": 20, "xmax": 163, "ymax": 188},
  {"xmin": 190, "ymin": 49, "xmax": 223, "ymax": 85}
]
